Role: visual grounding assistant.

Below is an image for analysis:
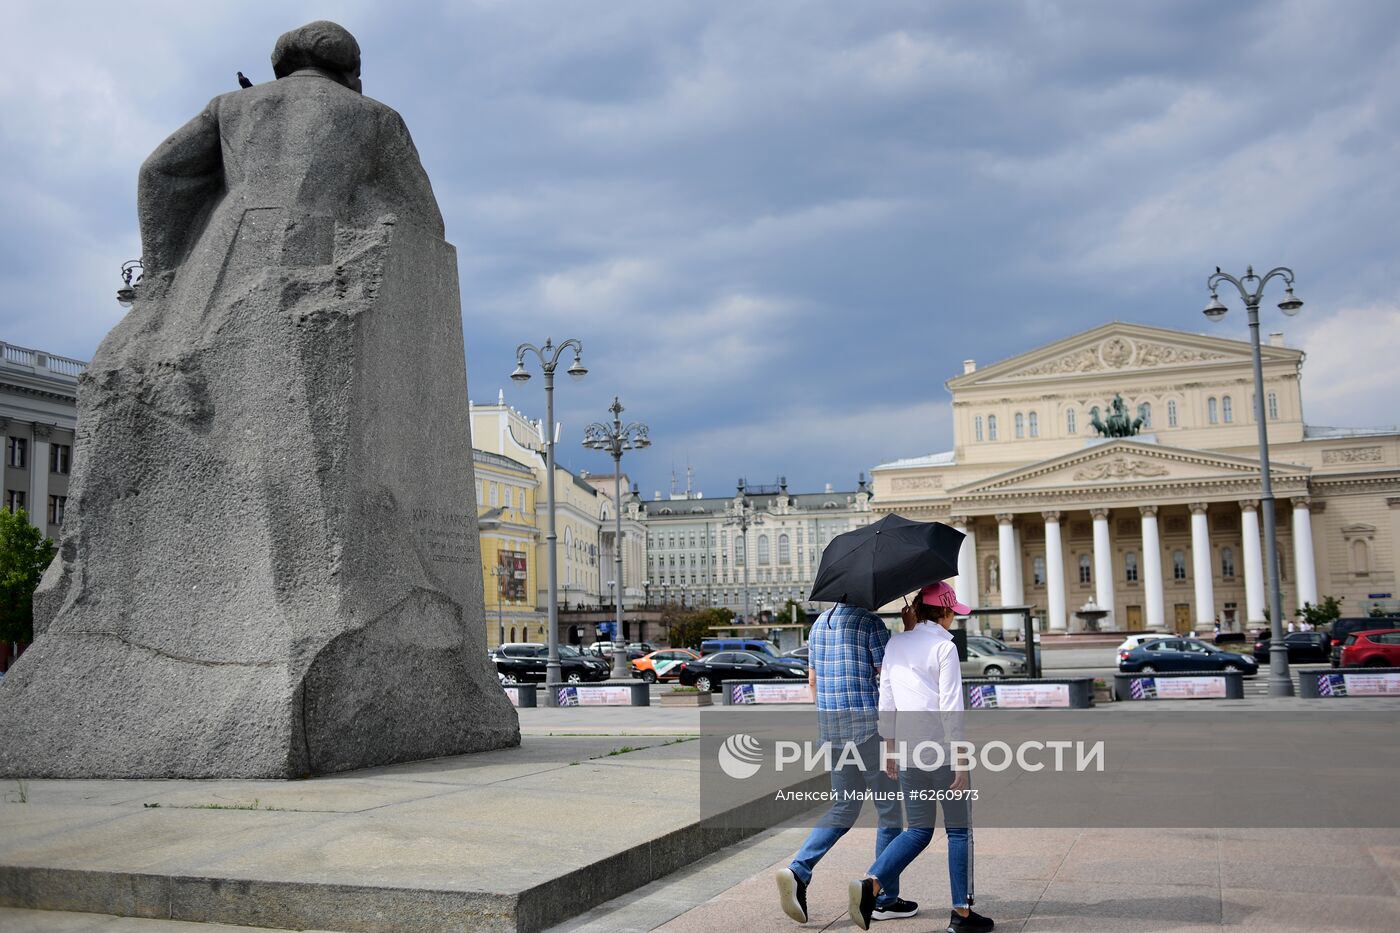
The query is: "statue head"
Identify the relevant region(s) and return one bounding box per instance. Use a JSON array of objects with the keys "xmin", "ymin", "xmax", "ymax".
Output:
[{"xmin": 271, "ymin": 21, "xmax": 362, "ymax": 93}]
